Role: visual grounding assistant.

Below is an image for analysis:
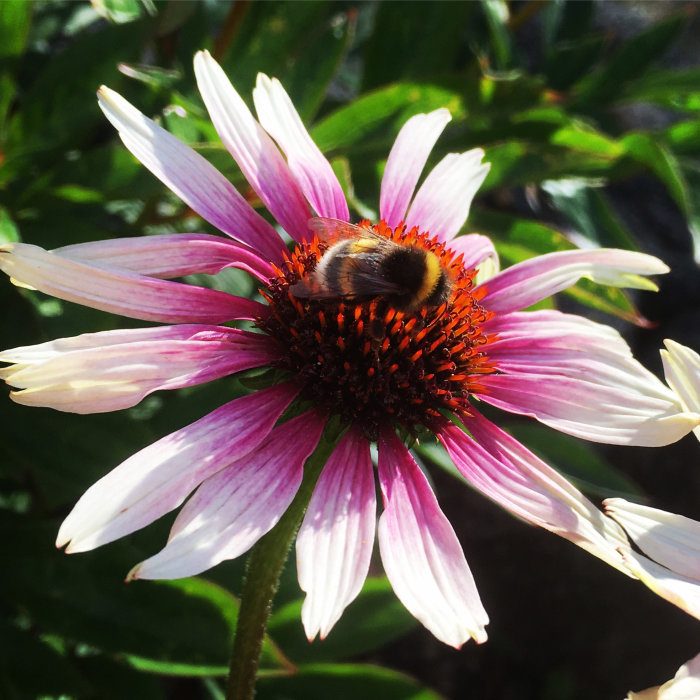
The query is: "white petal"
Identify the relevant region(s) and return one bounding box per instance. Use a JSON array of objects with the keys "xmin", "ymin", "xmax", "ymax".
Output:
[
  {"xmin": 618, "ymin": 547, "xmax": 700, "ymax": 622},
  {"xmin": 97, "ymin": 86, "xmax": 284, "ymax": 262},
  {"xmin": 57, "ymin": 383, "xmax": 299, "ymax": 551},
  {"xmin": 405, "ymin": 150, "xmax": 490, "ymax": 243},
  {"xmin": 297, "ymin": 427, "xmax": 375, "ymax": 640},
  {"xmin": 479, "ymin": 248, "xmax": 669, "ymax": 315},
  {"xmin": 193, "ymin": 51, "xmax": 311, "ymax": 242},
  {"xmin": 379, "ymin": 109, "xmax": 451, "ymax": 227},
  {"xmin": 130, "ymin": 410, "xmax": 325, "ymax": 580},
  {"xmin": 377, "ymin": 427, "xmax": 488, "ymax": 647},
  {"xmin": 253, "ymin": 73, "xmax": 349, "ymax": 221},
  {"xmin": 661, "ymin": 339, "xmax": 700, "ymax": 440},
  {"xmin": 605, "ymin": 499, "xmax": 700, "ymax": 581},
  {"xmin": 439, "ymin": 412, "xmax": 633, "ymax": 576}
]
